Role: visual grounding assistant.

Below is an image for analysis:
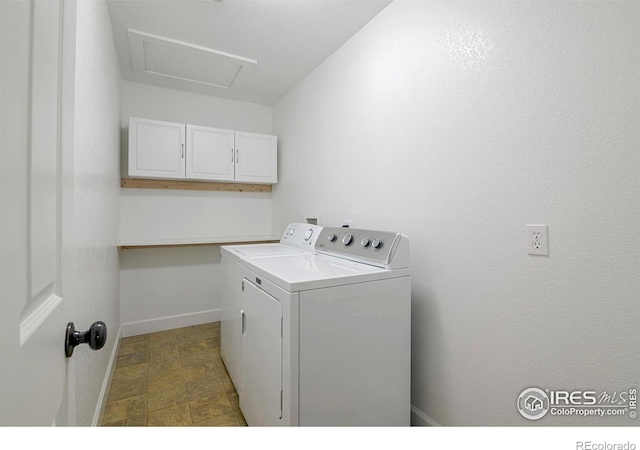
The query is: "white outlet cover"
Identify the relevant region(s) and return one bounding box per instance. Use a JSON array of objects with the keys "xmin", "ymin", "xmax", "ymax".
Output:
[{"xmin": 527, "ymin": 224, "xmax": 549, "ymax": 256}]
